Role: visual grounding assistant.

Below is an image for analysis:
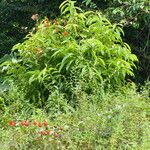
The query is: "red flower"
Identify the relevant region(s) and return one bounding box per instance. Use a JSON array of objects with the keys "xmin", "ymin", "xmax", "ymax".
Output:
[
  {"xmin": 53, "ymin": 19, "xmax": 59, "ymax": 25},
  {"xmin": 33, "ymin": 120, "xmax": 37, "ymax": 126},
  {"xmin": 43, "ymin": 121, "xmax": 48, "ymax": 127},
  {"xmin": 9, "ymin": 121, "xmax": 15, "ymax": 126},
  {"xmin": 20, "ymin": 121, "xmax": 29, "ymax": 126},
  {"xmin": 45, "ymin": 130, "xmax": 51, "ymax": 135},
  {"xmin": 20, "ymin": 121, "xmax": 24, "ymax": 126},
  {"xmin": 31, "ymin": 14, "xmax": 39, "ymax": 21},
  {"xmin": 44, "ymin": 18, "xmax": 50, "ymax": 27},
  {"xmin": 24, "ymin": 121, "xmax": 29, "ymax": 126},
  {"xmin": 38, "ymin": 122, "xmax": 42, "ymax": 127},
  {"xmin": 39, "ymin": 131, "xmax": 44, "ymax": 136},
  {"xmin": 63, "ymin": 31, "xmax": 69, "ymax": 36},
  {"xmin": 54, "ymin": 132, "xmax": 59, "ymax": 138}
]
